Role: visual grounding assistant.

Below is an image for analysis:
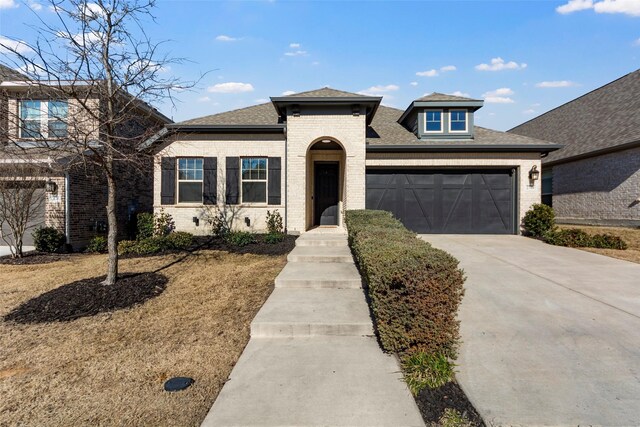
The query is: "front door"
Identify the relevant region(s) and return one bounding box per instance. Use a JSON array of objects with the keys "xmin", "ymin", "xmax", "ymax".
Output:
[{"xmin": 314, "ymin": 162, "xmax": 339, "ymax": 226}]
